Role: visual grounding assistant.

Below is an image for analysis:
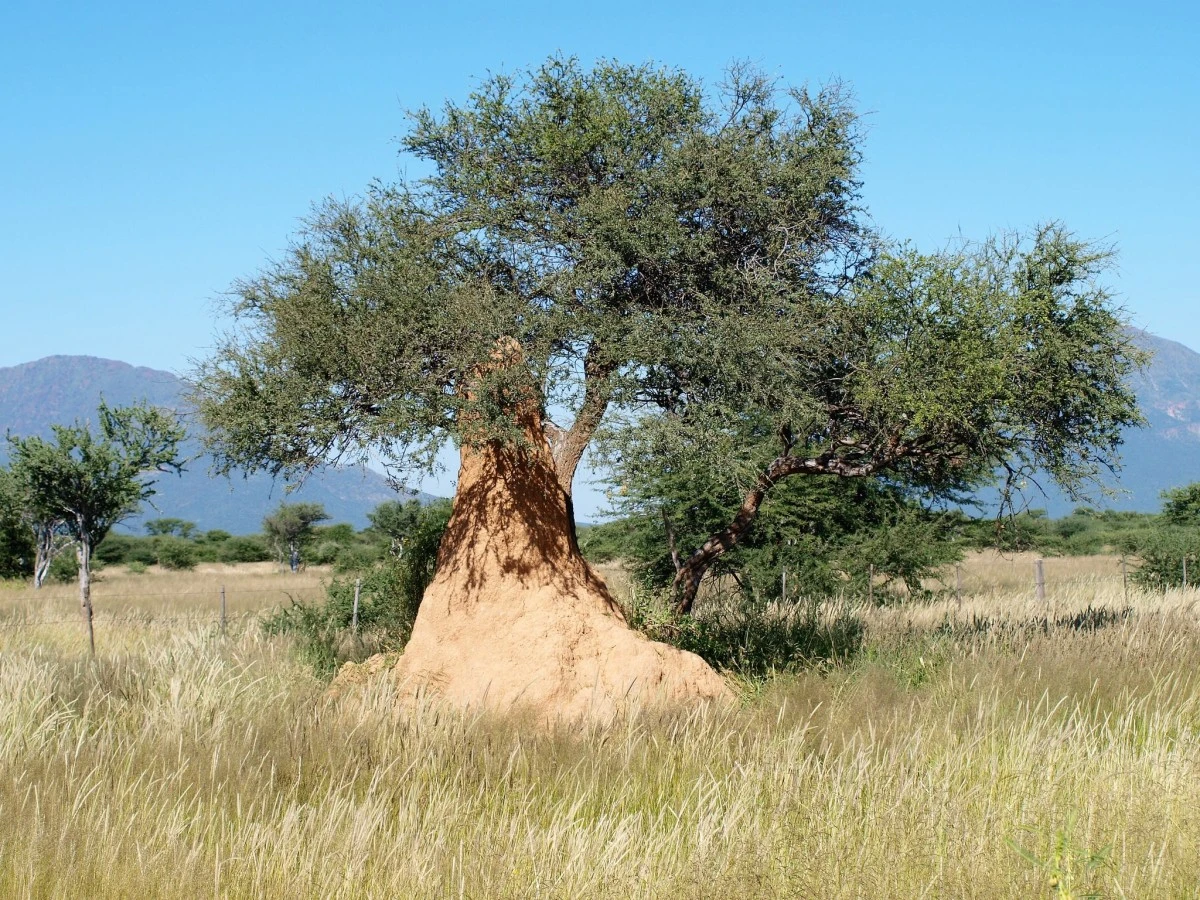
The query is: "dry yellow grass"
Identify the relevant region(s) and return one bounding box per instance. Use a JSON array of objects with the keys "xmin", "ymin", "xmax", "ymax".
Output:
[{"xmin": 1, "ymin": 555, "xmax": 1198, "ymax": 897}]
